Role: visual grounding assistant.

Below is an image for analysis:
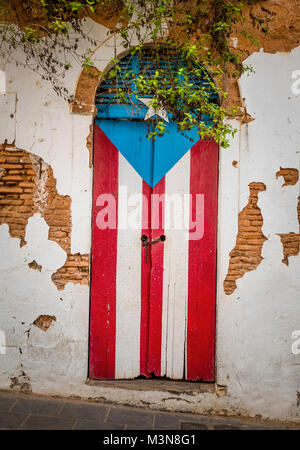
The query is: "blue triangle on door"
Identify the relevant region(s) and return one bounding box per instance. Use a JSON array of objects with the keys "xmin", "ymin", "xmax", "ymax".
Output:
[{"xmin": 96, "ymin": 119, "xmax": 199, "ymax": 188}]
